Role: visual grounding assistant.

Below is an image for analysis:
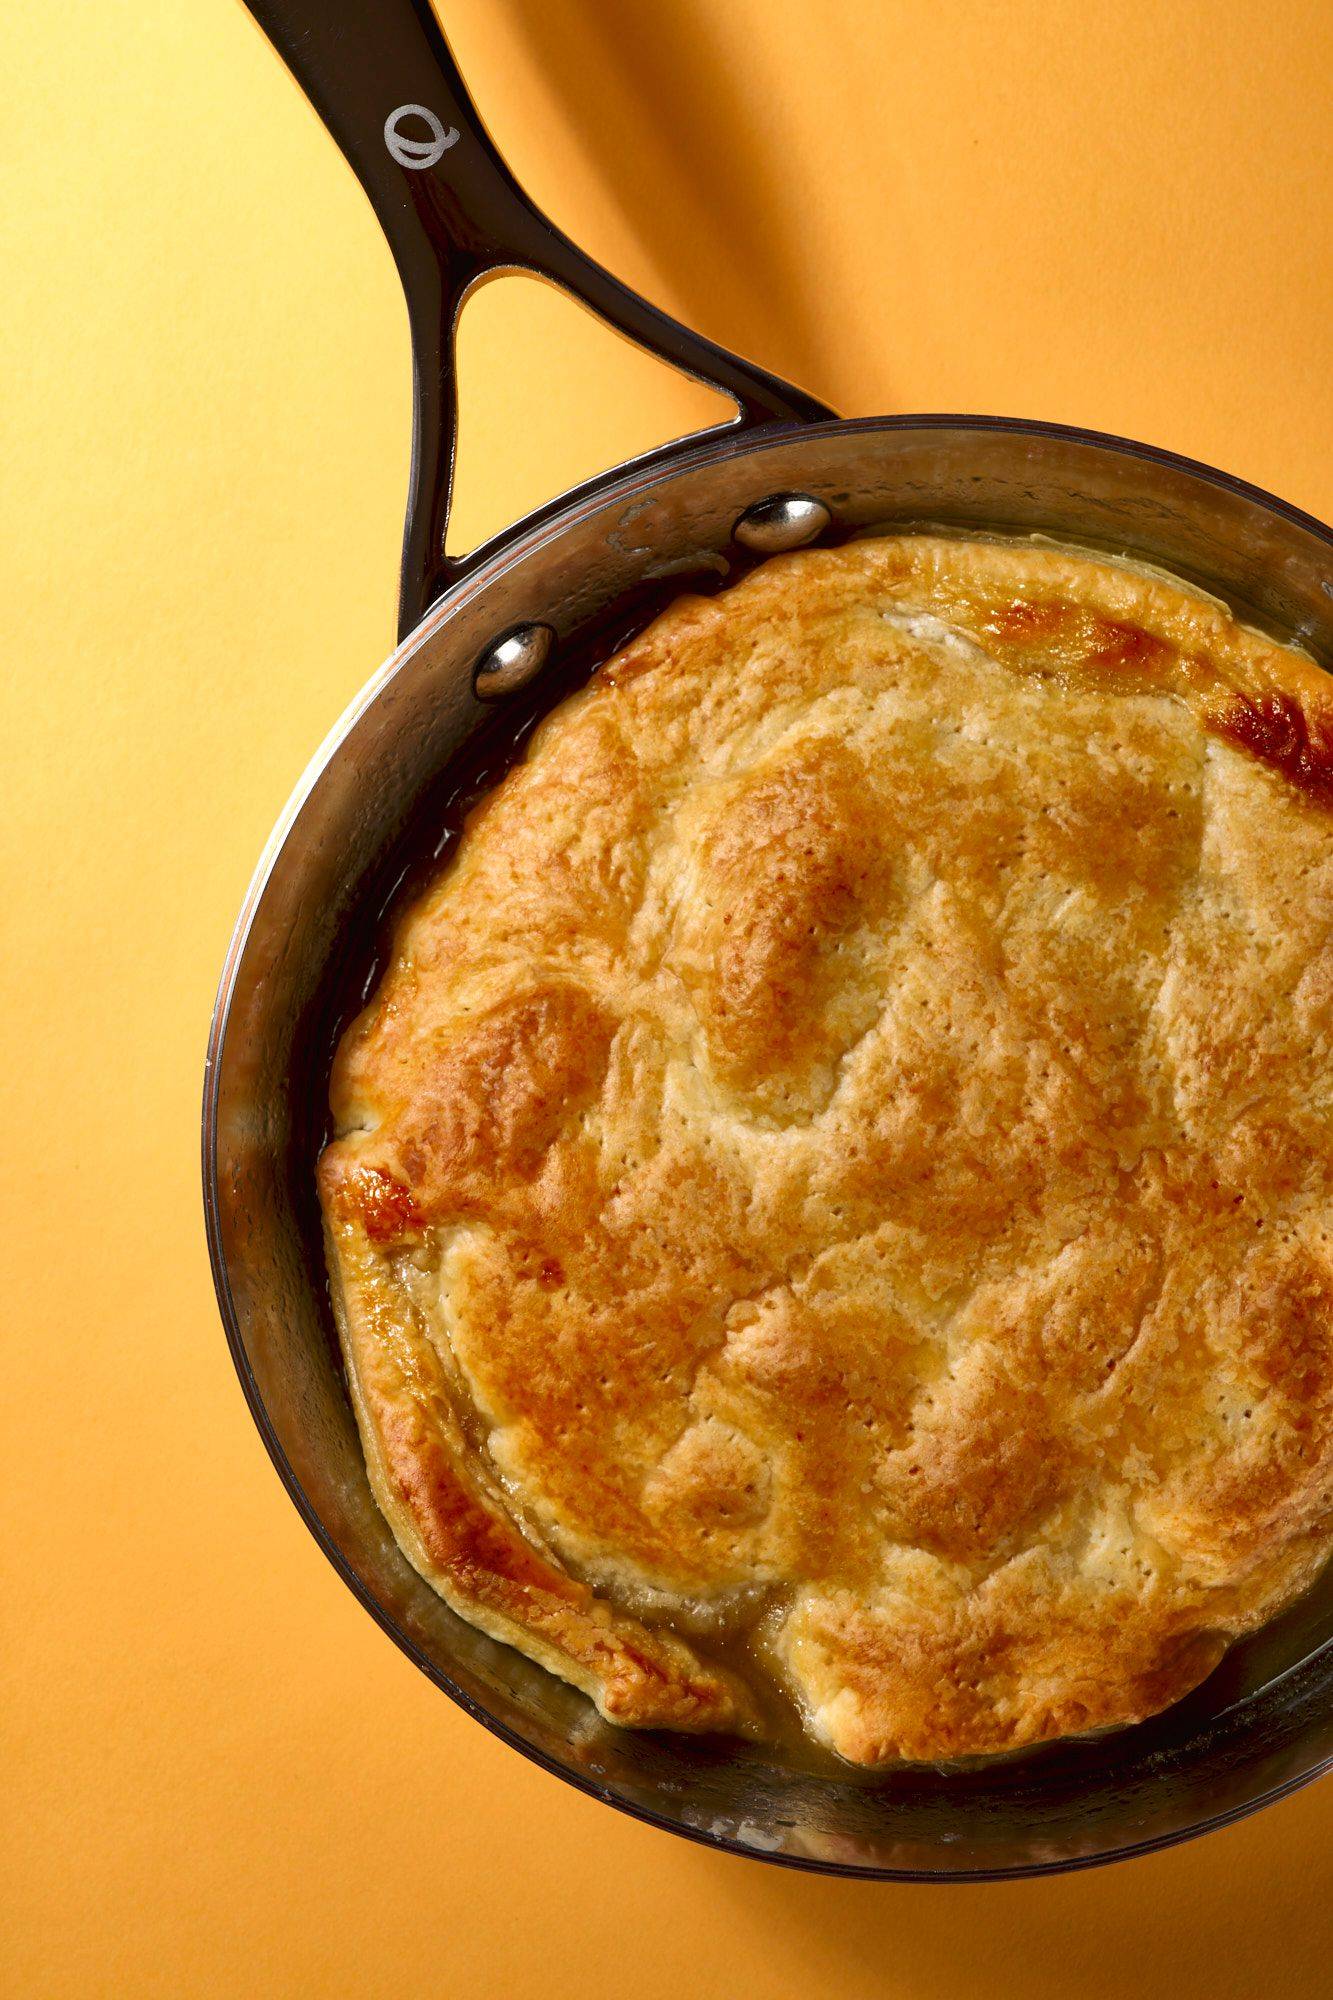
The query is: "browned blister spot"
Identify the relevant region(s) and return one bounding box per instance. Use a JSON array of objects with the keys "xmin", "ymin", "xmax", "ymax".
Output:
[
  {"xmin": 681, "ymin": 738, "xmax": 897, "ymax": 1115},
  {"xmin": 973, "ymin": 597, "xmax": 1178, "ymax": 695},
  {"xmin": 383, "ymin": 1407, "xmax": 583, "ymax": 1602},
  {"xmin": 886, "ymin": 1369, "xmax": 1069, "ymax": 1563},
  {"xmin": 982, "ymin": 597, "xmax": 1072, "ymax": 645},
  {"xmin": 1208, "ymin": 691, "xmax": 1333, "ymax": 808},
  {"xmin": 1143, "ymin": 1240, "xmax": 1333, "ymax": 1578},
  {"xmin": 707, "ymin": 1285, "xmax": 923, "ymax": 1575},
  {"xmin": 1087, "ymin": 615, "xmax": 1176, "ymax": 675},
  {"xmin": 1249, "ymin": 1245, "xmax": 1333, "ymax": 1430},
  {"xmin": 328, "ymin": 1162, "xmax": 424, "ymax": 1246},
  {"xmin": 391, "ymin": 982, "xmax": 615, "ymax": 1218}
]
